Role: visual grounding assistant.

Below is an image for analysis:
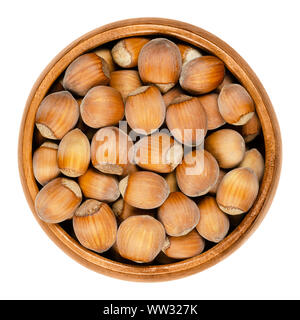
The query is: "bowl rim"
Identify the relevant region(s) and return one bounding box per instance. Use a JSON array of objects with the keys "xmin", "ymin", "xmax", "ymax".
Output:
[{"xmin": 18, "ymin": 17, "xmax": 282, "ymax": 282}]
